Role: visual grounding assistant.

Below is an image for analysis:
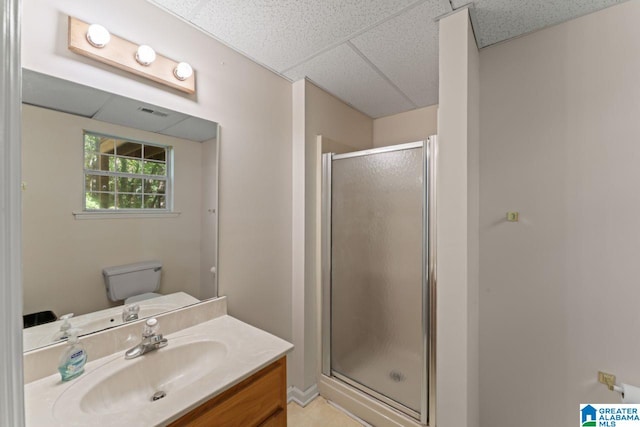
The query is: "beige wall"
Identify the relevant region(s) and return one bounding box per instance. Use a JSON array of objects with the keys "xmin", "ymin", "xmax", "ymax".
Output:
[
  {"xmin": 291, "ymin": 79, "xmax": 373, "ymax": 393},
  {"xmin": 466, "ymin": 12, "xmax": 480, "ymax": 427},
  {"xmin": 306, "ymin": 81, "xmax": 374, "ymax": 152},
  {"xmin": 437, "ymin": 9, "xmax": 479, "ymax": 427},
  {"xmin": 479, "ymin": 2, "xmax": 640, "ymax": 426},
  {"xmin": 372, "ymin": 105, "xmax": 438, "ymax": 147},
  {"xmin": 22, "ymin": 0, "xmax": 293, "ymax": 342},
  {"xmin": 290, "ymin": 80, "xmax": 306, "ymax": 393},
  {"xmin": 22, "ymin": 105, "xmax": 203, "ymax": 316}
]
